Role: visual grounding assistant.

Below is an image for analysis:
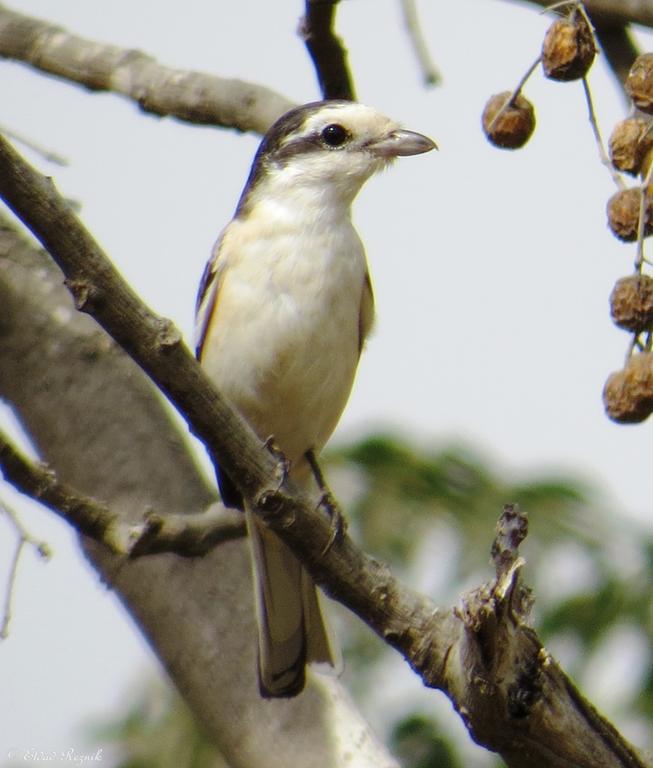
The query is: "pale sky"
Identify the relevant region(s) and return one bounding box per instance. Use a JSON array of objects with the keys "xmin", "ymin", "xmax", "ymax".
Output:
[{"xmin": 1, "ymin": 0, "xmax": 651, "ymax": 764}]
